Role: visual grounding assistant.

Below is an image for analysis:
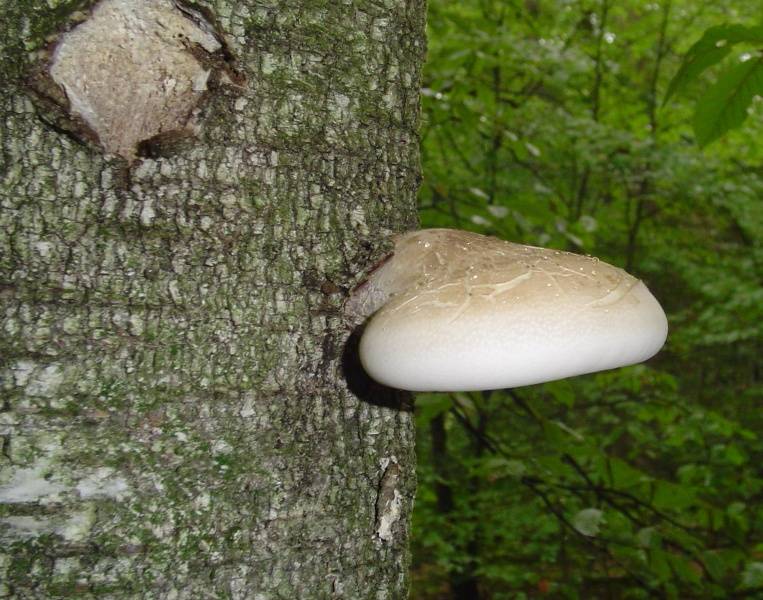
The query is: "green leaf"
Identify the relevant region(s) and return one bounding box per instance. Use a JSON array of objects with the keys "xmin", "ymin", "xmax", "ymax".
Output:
[
  {"xmin": 468, "ymin": 187, "xmax": 489, "ymax": 200},
  {"xmin": 669, "ymin": 555, "xmax": 702, "ymax": 585},
  {"xmin": 415, "ymin": 393, "xmax": 453, "ymax": 424},
  {"xmin": 665, "ymin": 45, "xmax": 731, "ymax": 106},
  {"xmin": 723, "ymin": 443, "xmax": 747, "ymax": 466},
  {"xmin": 479, "ymin": 456, "xmax": 526, "ymax": 480},
  {"xmin": 636, "ymin": 526, "xmax": 661, "ymax": 549},
  {"xmin": 653, "ymin": 481, "xmax": 697, "ymax": 510},
  {"xmin": 741, "ymin": 562, "xmax": 763, "ymax": 588},
  {"xmin": 664, "ymin": 24, "xmax": 763, "ymax": 105},
  {"xmin": 700, "ymin": 550, "xmax": 727, "ymax": 582},
  {"xmin": 572, "ymin": 508, "xmax": 605, "ymax": 537},
  {"xmin": 609, "ymin": 457, "xmax": 648, "ymax": 488},
  {"xmin": 545, "ymin": 380, "xmax": 575, "ymax": 408},
  {"xmin": 650, "ymin": 547, "xmax": 672, "ymax": 582},
  {"xmin": 694, "ymin": 55, "xmax": 763, "ymax": 147}
]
